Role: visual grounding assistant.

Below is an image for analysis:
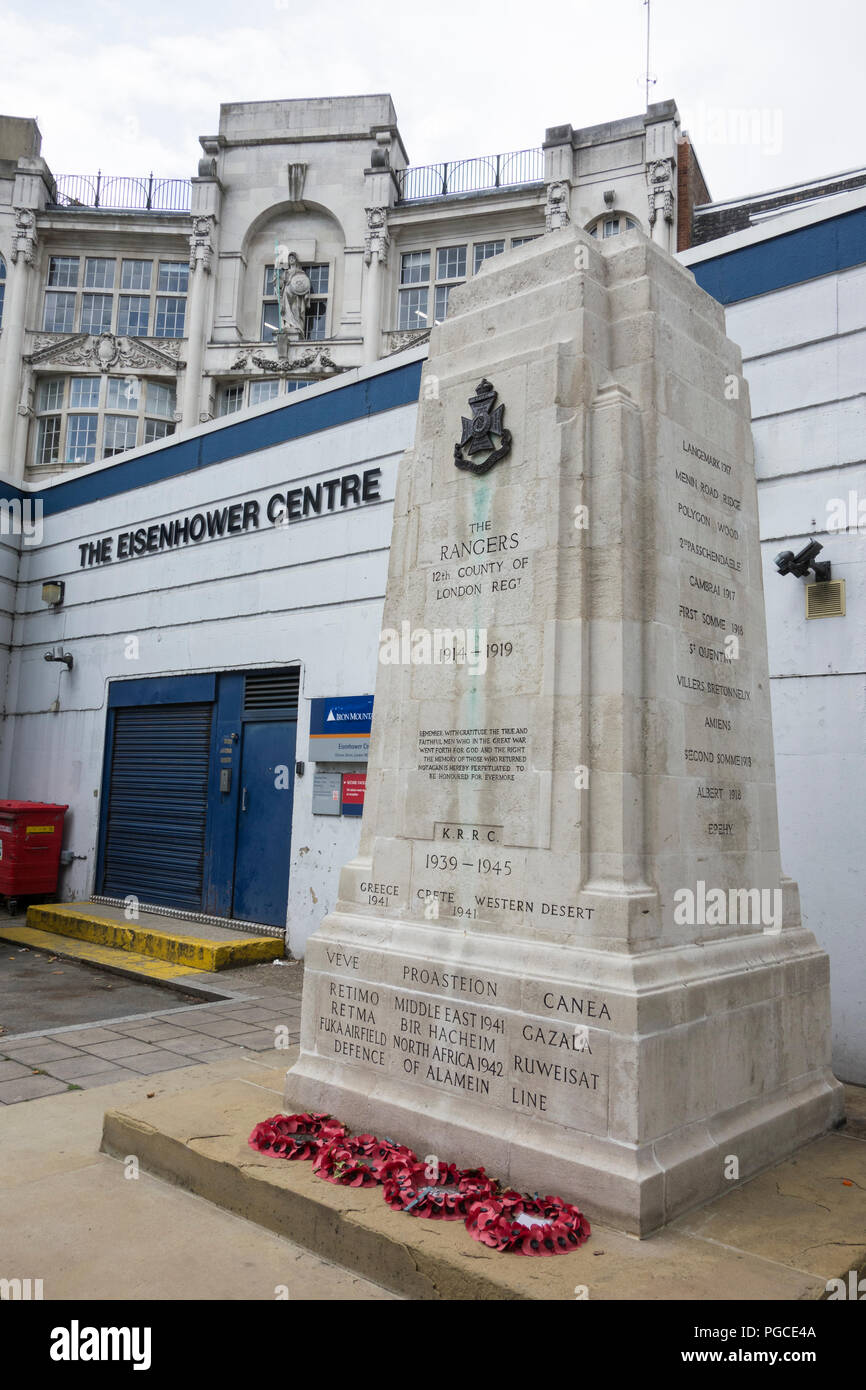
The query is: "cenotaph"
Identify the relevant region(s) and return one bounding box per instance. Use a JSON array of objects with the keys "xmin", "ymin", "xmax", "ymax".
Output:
[{"xmin": 286, "ymin": 226, "xmax": 843, "ymax": 1233}]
